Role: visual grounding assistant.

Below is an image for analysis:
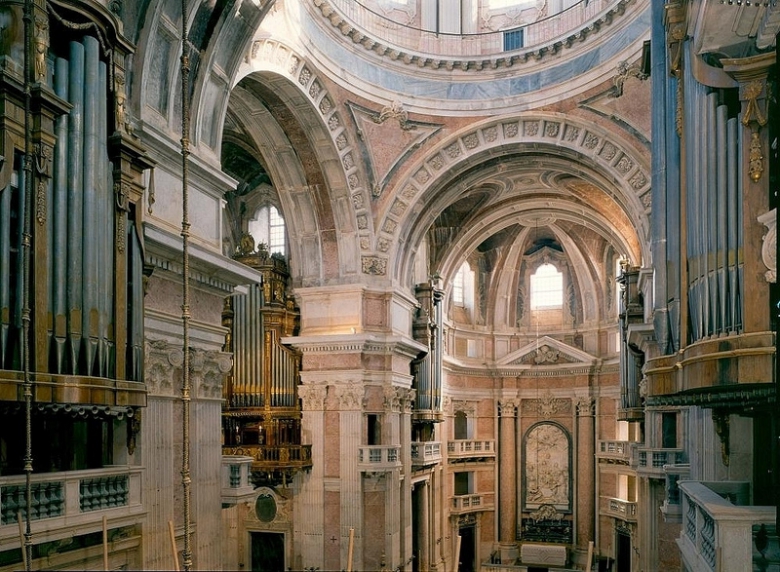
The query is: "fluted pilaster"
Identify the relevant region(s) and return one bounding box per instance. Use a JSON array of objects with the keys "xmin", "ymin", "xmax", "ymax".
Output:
[{"xmin": 498, "ymin": 399, "xmax": 518, "ymax": 563}]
